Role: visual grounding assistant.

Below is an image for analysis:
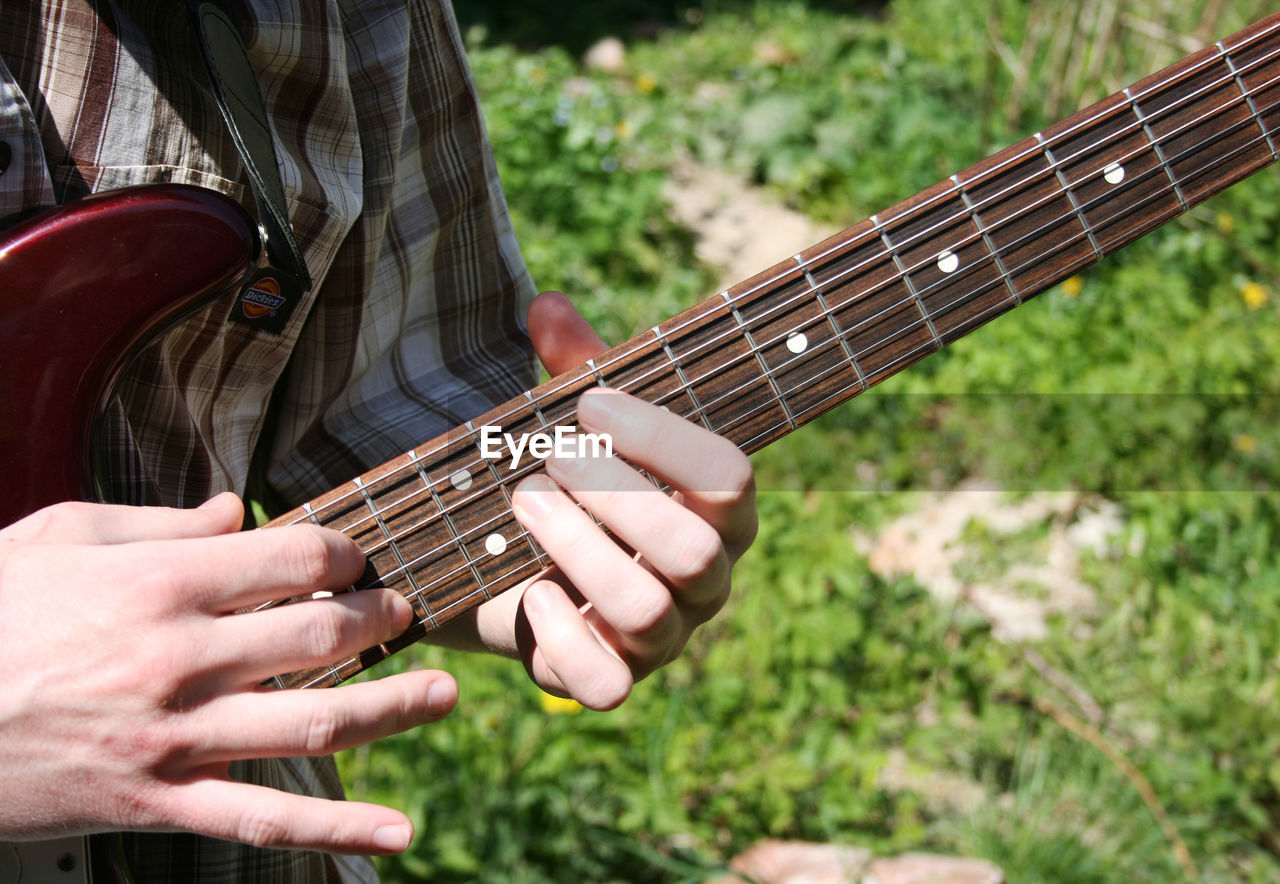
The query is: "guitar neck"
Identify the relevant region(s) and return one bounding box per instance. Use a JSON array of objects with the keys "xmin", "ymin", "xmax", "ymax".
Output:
[{"xmin": 267, "ymin": 13, "xmax": 1280, "ymax": 690}]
